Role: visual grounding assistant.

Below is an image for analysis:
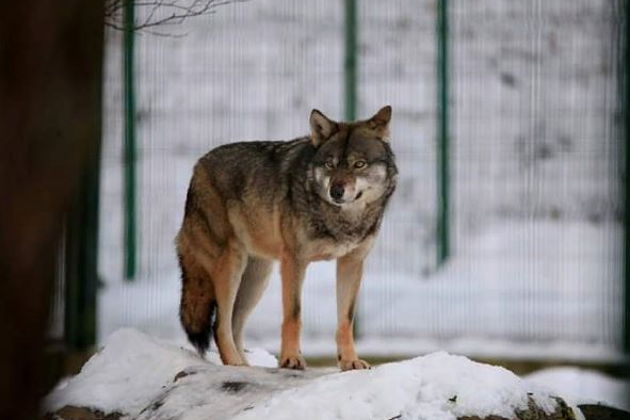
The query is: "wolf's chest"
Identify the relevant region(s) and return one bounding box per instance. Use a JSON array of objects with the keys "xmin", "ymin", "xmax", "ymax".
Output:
[
  {"xmin": 304, "ymin": 210, "xmax": 378, "ymax": 261},
  {"xmin": 307, "ymin": 238, "xmax": 361, "ymax": 261}
]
